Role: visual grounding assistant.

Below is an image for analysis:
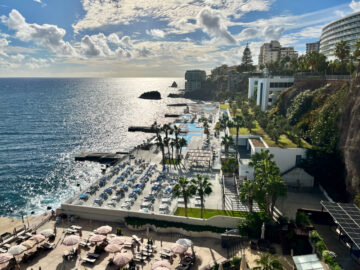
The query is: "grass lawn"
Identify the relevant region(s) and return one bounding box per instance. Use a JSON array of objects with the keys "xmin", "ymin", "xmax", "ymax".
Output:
[
  {"xmin": 174, "ymin": 207, "xmax": 247, "ymax": 219},
  {"xmin": 220, "ymin": 104, "xmax": 229, "ymax": 110}
]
